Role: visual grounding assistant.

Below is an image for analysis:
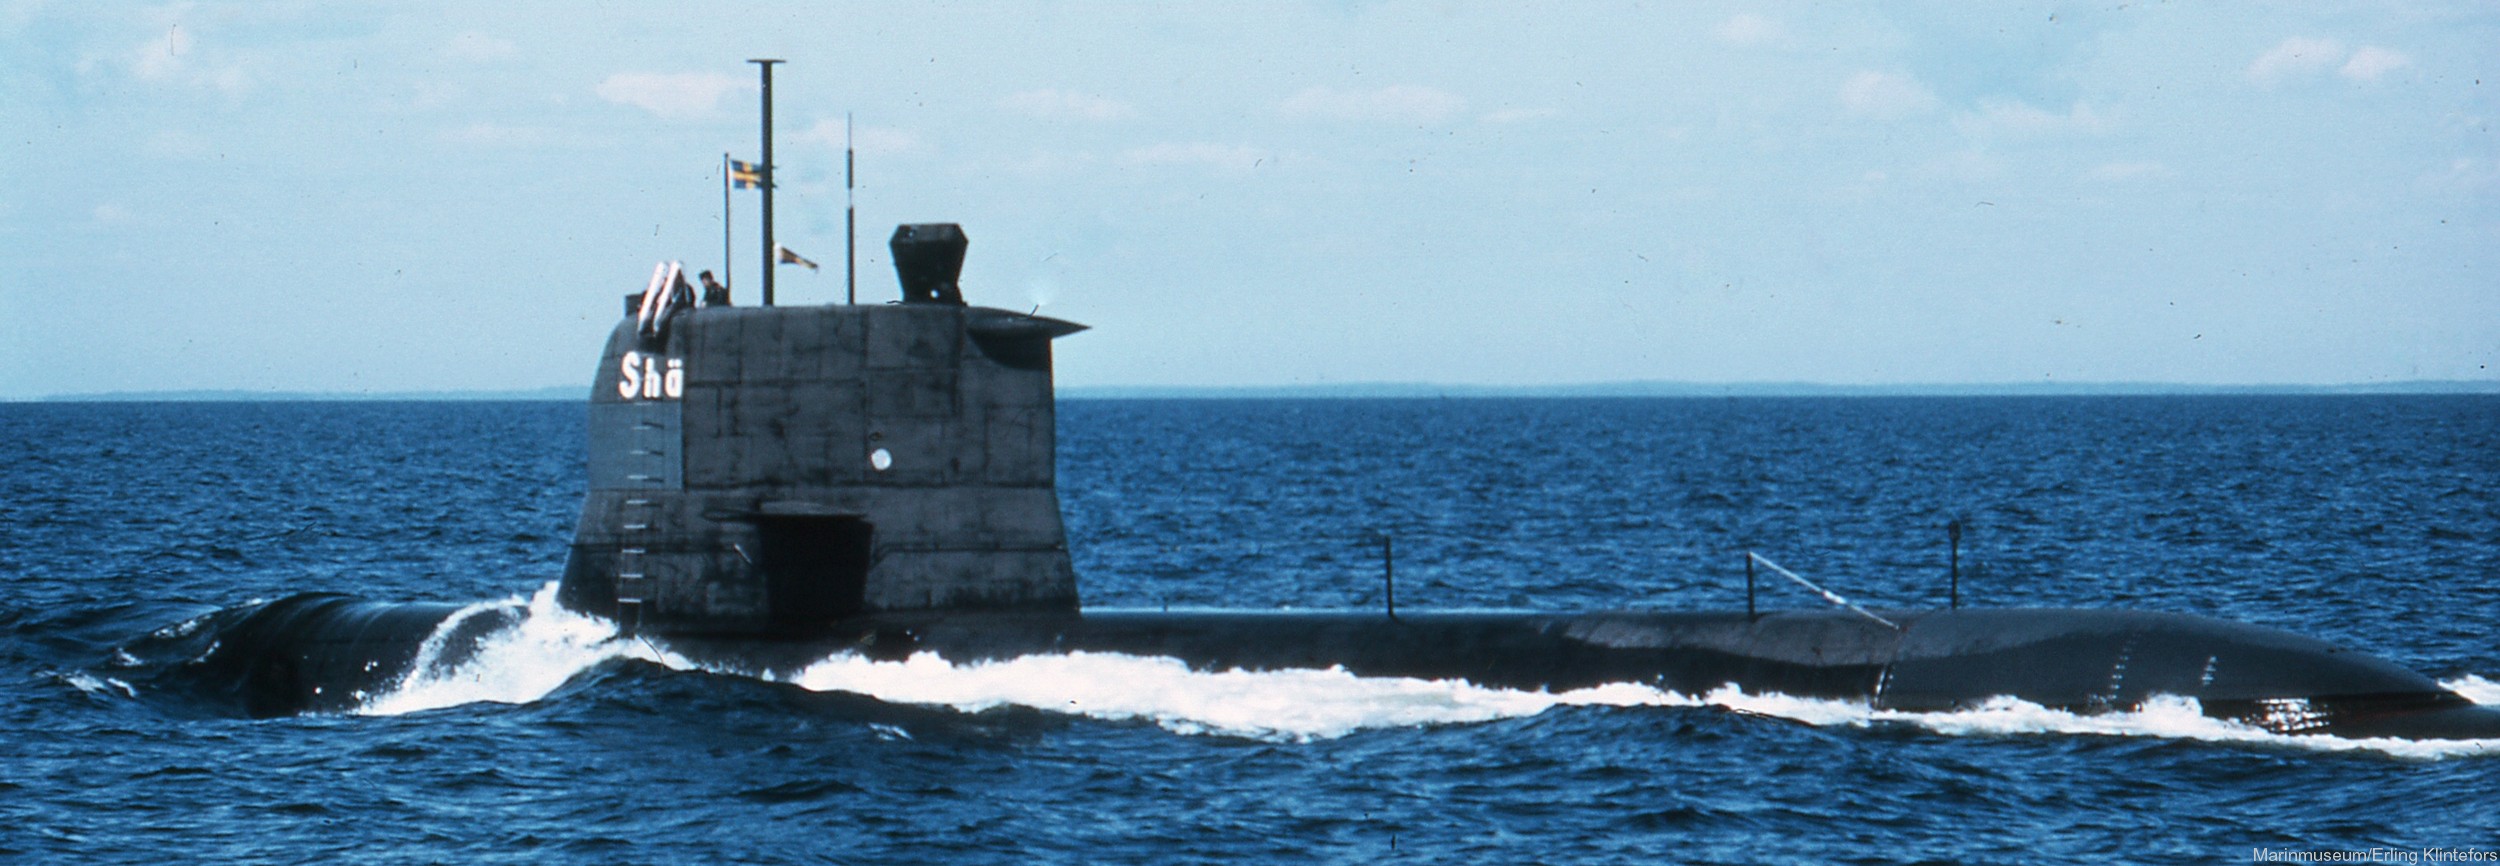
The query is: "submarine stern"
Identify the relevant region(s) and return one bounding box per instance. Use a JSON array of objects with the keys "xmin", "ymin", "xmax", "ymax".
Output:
[{"xmin": 1878, "ymin": 609, "xmax": 2500, "ymax": 738}]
